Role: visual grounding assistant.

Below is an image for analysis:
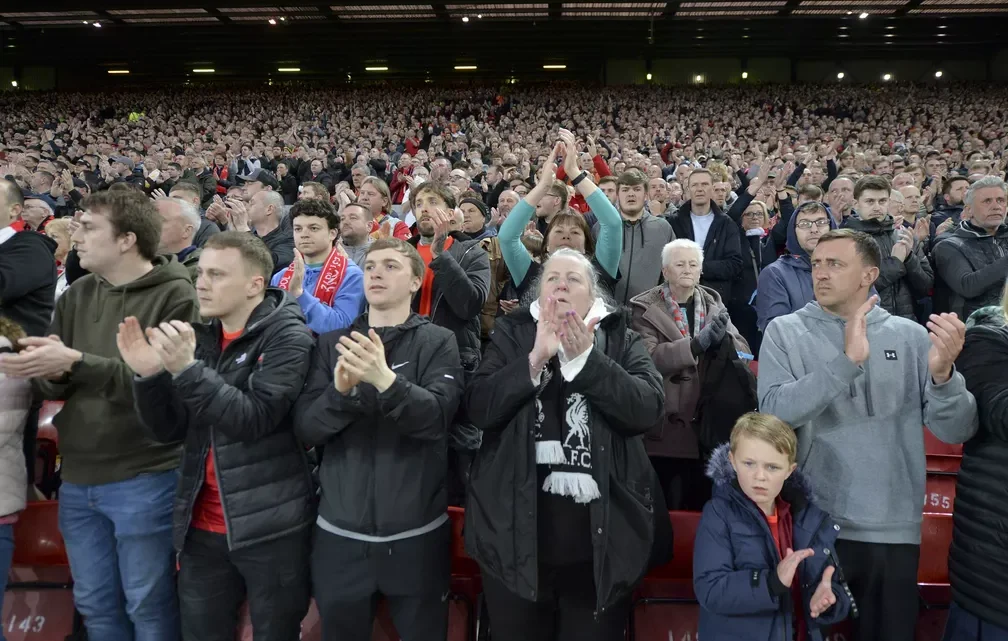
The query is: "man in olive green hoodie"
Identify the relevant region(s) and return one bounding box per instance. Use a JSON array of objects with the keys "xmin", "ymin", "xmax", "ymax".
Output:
[{"xmin": 0, "ymin": 190, "xmax": 199, "ymax": 641}]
